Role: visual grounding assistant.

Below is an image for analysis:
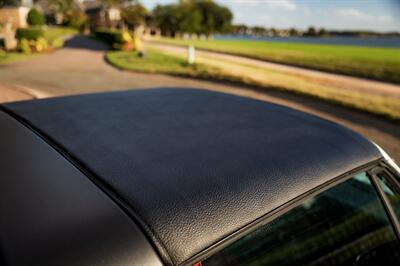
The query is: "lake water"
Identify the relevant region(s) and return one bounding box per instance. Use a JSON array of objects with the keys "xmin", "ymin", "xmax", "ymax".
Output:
[{"xmin": 215, "ymin": 35, "xmax": 400, "ymax": 48}]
